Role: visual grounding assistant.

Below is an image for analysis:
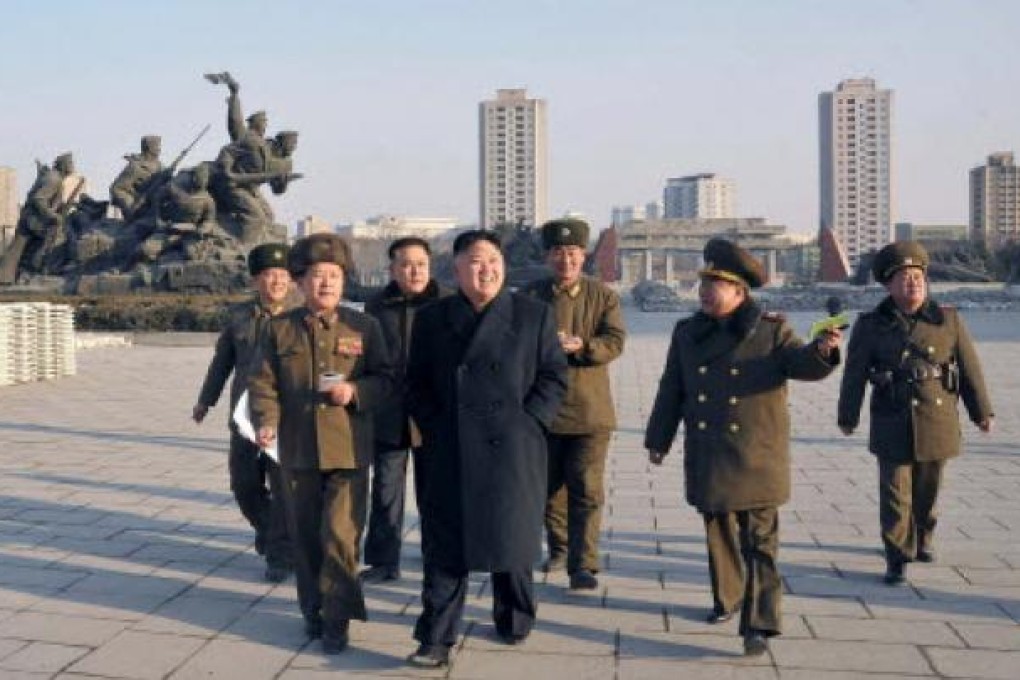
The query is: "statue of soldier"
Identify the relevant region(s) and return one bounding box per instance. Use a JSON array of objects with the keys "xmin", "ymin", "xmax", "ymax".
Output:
[
  {"xmin": 110, "ymin": 135, "xmax": 164, "ymax": 222},
  {"xmin": 206, "ymin": 72, "xmax": 300, "ymax": 244},
  {"xmin": 0, "ymin": 152, "xmax": 78, "ymax": 283},
  {"xmin": 213, "ymin": 130, "xmax": 300, "ymax": 244},
  {"xmin": 160, "ymin": 162, "xmax": 217, "ymax": 231}
]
